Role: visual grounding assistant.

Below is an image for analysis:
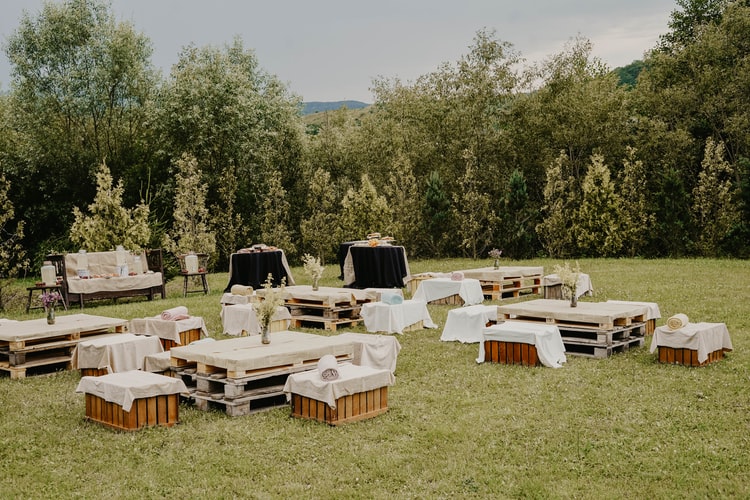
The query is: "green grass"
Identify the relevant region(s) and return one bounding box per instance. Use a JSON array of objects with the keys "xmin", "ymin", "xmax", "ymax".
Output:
[{"xmin": 1, "ymin": 258, "xmax": 749, "ymax": 498}]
